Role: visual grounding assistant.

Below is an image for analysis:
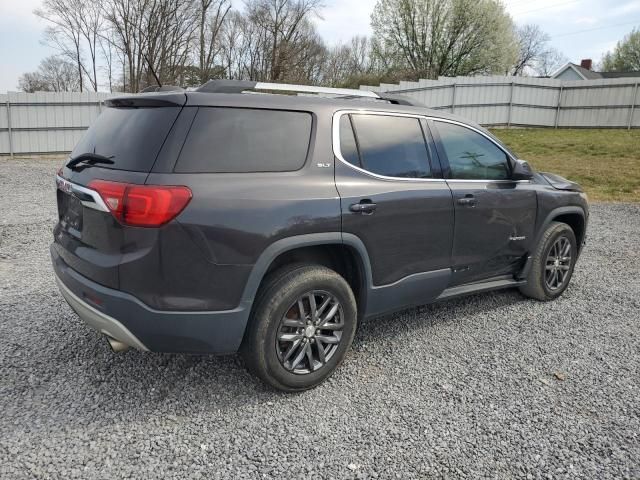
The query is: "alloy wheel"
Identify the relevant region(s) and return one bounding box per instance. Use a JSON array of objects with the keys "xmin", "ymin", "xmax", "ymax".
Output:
[
  {"xmin": 545, "ymin": 236, "xmax": 572, "ymax": 291},
  {"xmin": 275, "ymin": 290, "xmax": 344, "ymax": 374}
]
